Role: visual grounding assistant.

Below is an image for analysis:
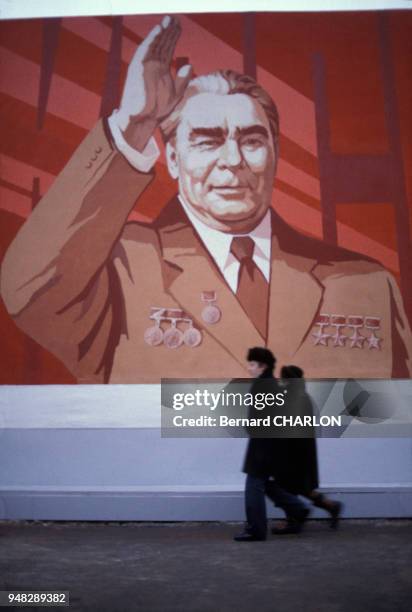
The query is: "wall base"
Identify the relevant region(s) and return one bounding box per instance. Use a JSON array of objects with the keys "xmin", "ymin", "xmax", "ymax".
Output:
[{"xmin": 1, "ymin": 486, "xmax": 411, "ymax": 521}]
